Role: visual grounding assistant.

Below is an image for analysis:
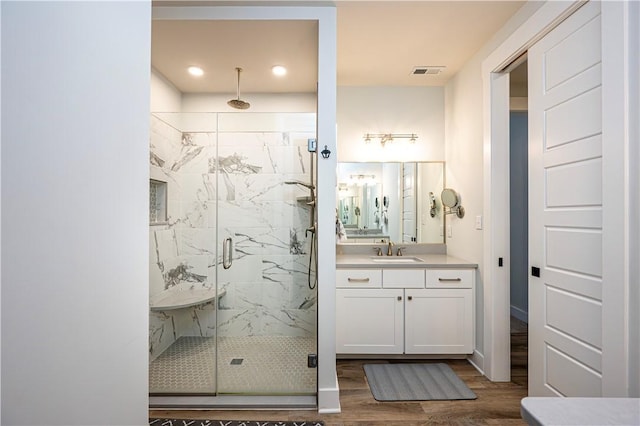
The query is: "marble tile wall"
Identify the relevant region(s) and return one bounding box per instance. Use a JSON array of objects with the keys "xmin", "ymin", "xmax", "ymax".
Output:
[{"xmin": 149, "ymin": 114, "xmax": 317, "ymax": 361}]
